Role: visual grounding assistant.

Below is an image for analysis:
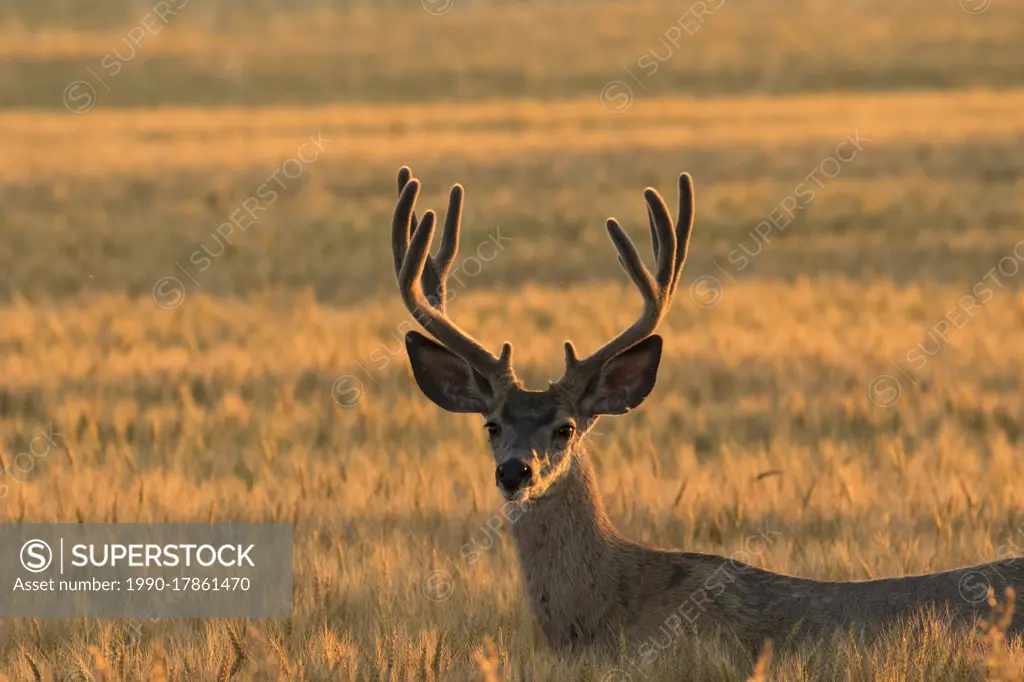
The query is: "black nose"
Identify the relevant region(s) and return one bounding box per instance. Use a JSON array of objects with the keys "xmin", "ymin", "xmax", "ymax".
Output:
[{"xmin": 496, "ymin": 460, "xmax": 532, "ymax": 492}]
